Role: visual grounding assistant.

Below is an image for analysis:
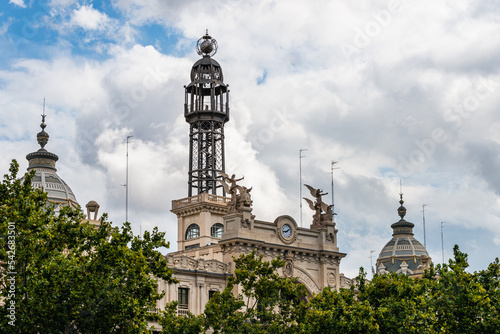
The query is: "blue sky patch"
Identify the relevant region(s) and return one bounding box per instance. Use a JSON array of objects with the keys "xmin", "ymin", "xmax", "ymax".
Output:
[{"xmin": 257, "ymin": 69, "xmax": 267, "ymax": 85}]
